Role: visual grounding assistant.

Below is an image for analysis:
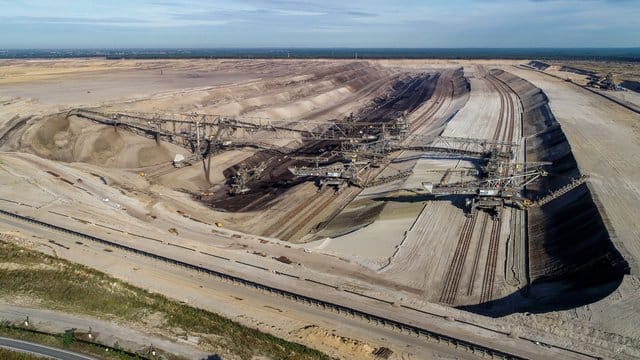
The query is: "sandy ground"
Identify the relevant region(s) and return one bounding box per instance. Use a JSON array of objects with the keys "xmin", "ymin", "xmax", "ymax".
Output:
[
  {"xmin": 507, "ymin": 66, "xmax": 640, "ymax": 273},
  {"xmin": 530, "ymin": 64, "xmax": 640, "ymax": 112},
  {"xmin": 0, "ymin": 222, "xmax": 600, "ymax": 360},
  {"xmin": 1, "ymin": 58, "xmax": 639, "ymax": 359},
  {"xmin": 0, "ymin": 59, "xmax": 258, "ymax": 109},
  {"xmin": 310, "ymin": 67, "xmax": 471, "ymax": 266},
  {"xmin": 0, "ymin": 224, "xmax": 565, "ymax": 360},
  {"xmin": 499, "ymin": 65, "xmax": 640, "ymax": 348},
  {"xmin": 592, "ymin": 87, "xmax": 640, "ymax": 111},
  {"xmin": 357, "ymin": 64, "xmax": 525, "ymax": 306}
]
